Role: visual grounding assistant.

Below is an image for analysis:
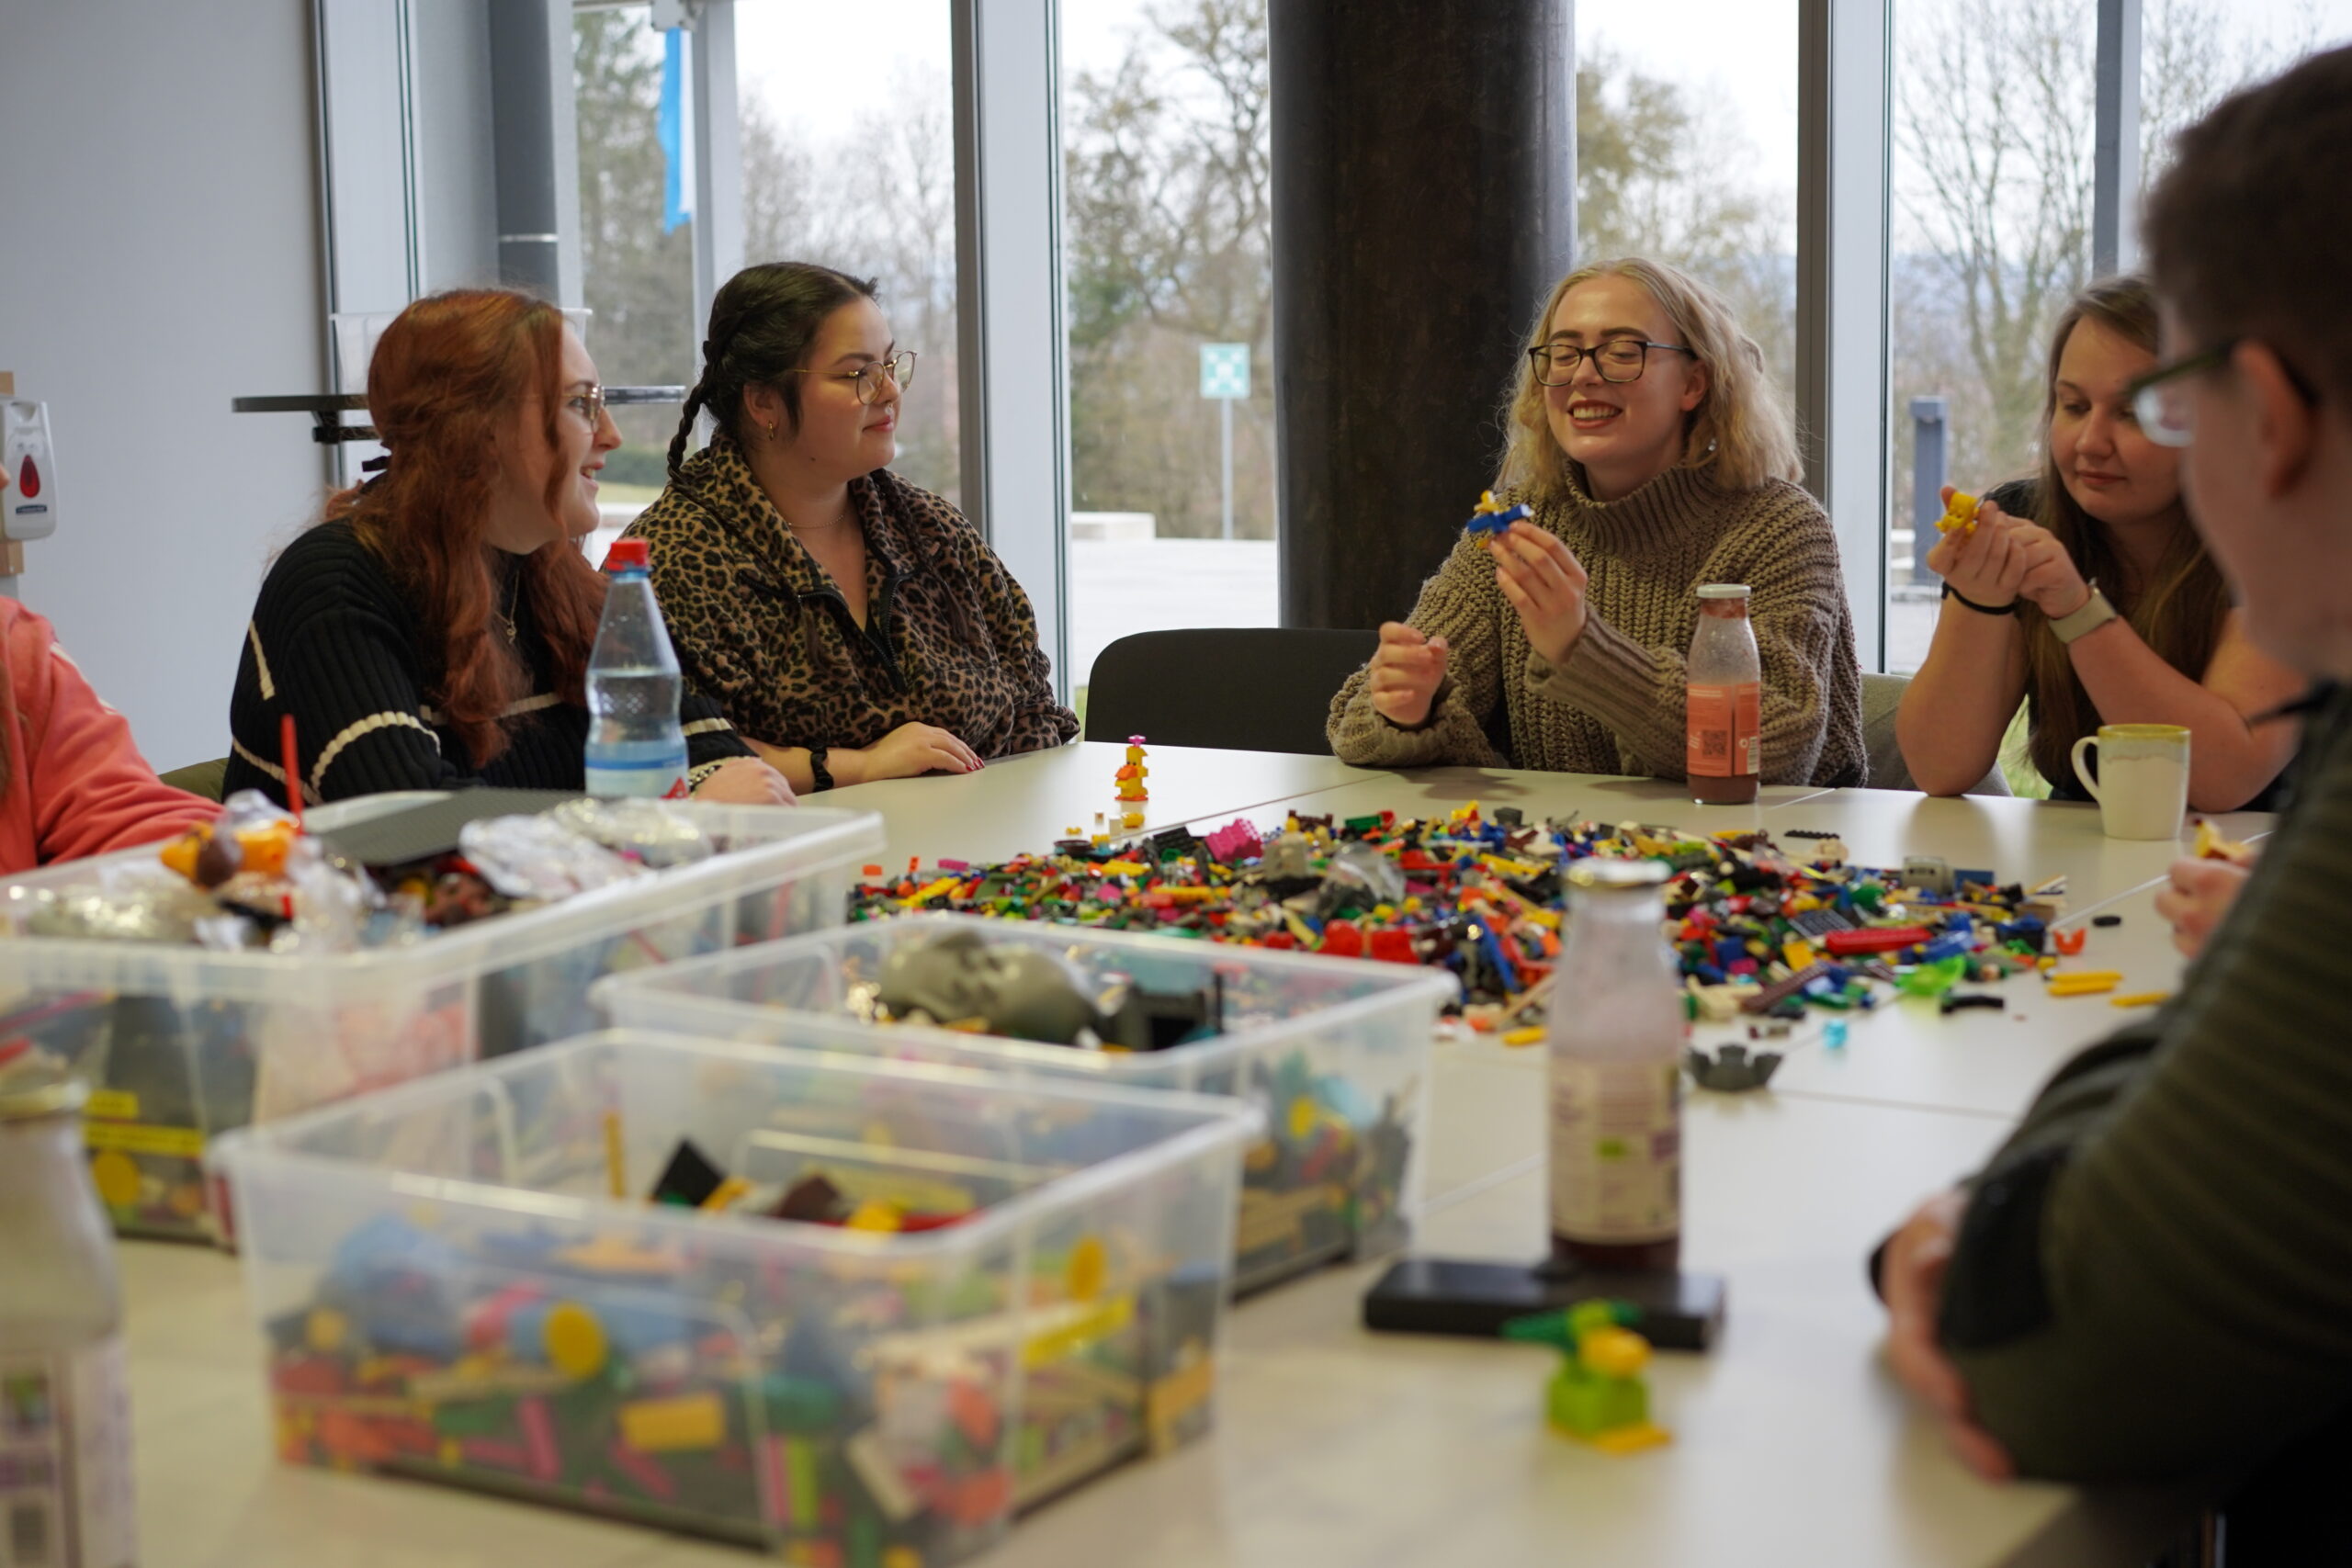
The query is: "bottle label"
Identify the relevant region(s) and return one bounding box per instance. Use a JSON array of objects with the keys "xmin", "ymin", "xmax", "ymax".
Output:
[
  {"xmin": 583, "ymin": 751, "xmax": 690, "ymax": 799},
  {"xmin": 1687, "ymin": 681, "xmax": 1761, "ymax": 778},
  {"xmin": 1548, "ymin": 1060, "xmax": 1681, "ymax": 1243},
  {"xmin": 0, "ymin": 1338, "xmax": 137, "ymax": 1568}
]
